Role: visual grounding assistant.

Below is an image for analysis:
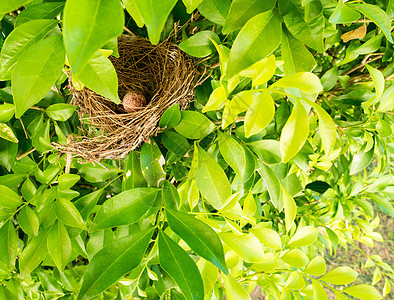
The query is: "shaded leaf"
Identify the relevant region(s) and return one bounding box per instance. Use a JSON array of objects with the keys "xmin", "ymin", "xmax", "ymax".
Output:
[
  {"xmin": 47, "ymin": 220, "xmax": 72, "ymax": 271},
  {"xmin": 179, "ymin": 31, "xmax": 220, "ymax": 58}
]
